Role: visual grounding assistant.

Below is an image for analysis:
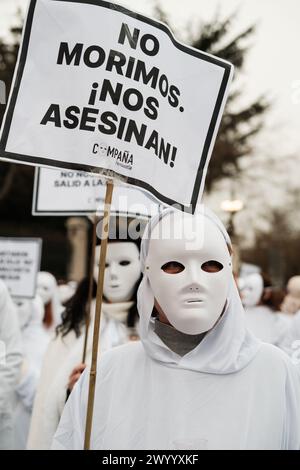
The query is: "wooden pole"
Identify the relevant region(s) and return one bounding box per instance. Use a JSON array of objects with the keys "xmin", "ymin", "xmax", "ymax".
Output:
[
  {"xmin": 83, "ymin": 179, "xmax": 114, "ymax": 450},
  {"xmin": 82, "ymin": 215, "xmax": 98, "ymax": 364}
]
